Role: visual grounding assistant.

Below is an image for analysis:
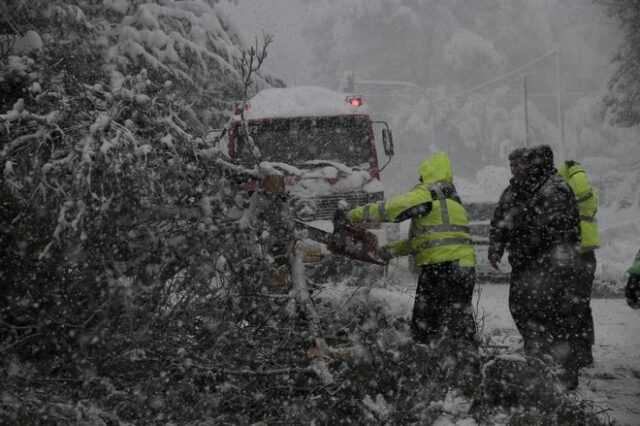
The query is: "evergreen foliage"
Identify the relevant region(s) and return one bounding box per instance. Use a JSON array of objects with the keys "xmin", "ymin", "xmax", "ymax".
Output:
[
  {"xmin": 1, "ymin": 2, "xmax": 279, "ymax": 411},
  {"xmin": 597, "ymin": 0, "xmax": 640, "ymax": 127}
]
